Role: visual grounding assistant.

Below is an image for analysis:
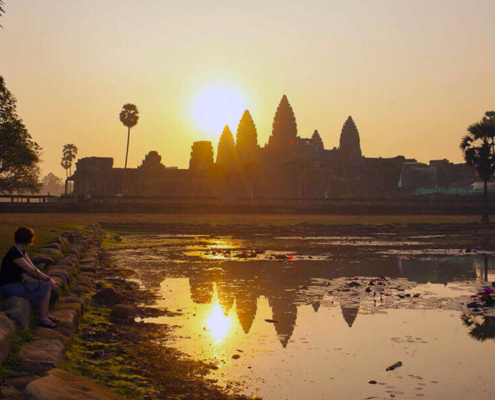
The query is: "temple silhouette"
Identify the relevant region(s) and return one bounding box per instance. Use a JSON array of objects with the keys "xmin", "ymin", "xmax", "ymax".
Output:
[{"xmin": 68, "ymin": 95, "xmax": 476, "ymax": 200}]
